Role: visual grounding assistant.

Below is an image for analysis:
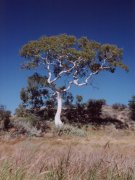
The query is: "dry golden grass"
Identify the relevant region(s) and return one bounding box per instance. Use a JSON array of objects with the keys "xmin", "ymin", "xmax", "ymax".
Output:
[{"xmin": 0, "ymin": 128, "xmax": 135, "ymax": 179}]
